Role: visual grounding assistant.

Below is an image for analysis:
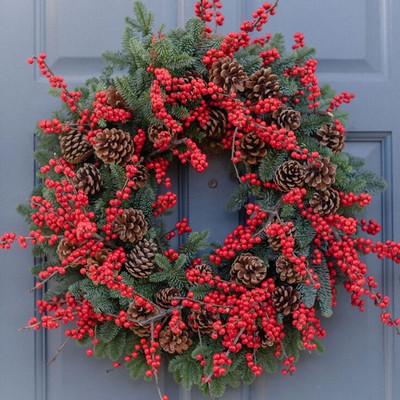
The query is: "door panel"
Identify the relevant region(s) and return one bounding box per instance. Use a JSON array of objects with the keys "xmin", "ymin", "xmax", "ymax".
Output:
[{"xmin": 1, "ymin": 1, "xmax": 399, "ymax": 399}]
